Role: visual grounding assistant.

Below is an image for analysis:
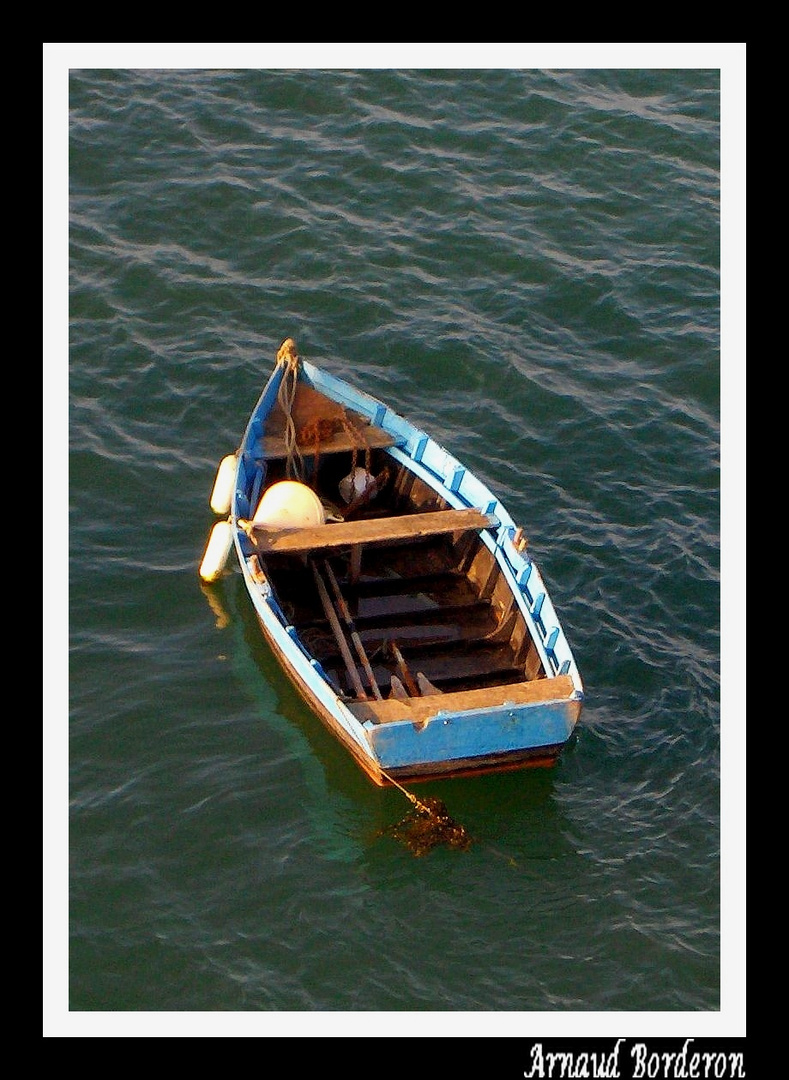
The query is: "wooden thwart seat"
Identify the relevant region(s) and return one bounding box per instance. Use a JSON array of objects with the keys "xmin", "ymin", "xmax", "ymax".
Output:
[
  {"xmin": 242, "ymin": 508, "xmax": 498, "ymax": 556},
  {"xmin": 261, "ymin": 425, "xmax": 398, "ymax": 459},
  {"xmin": 348, "ymin": 674, "xmax": 576, "ymax": 725}
]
